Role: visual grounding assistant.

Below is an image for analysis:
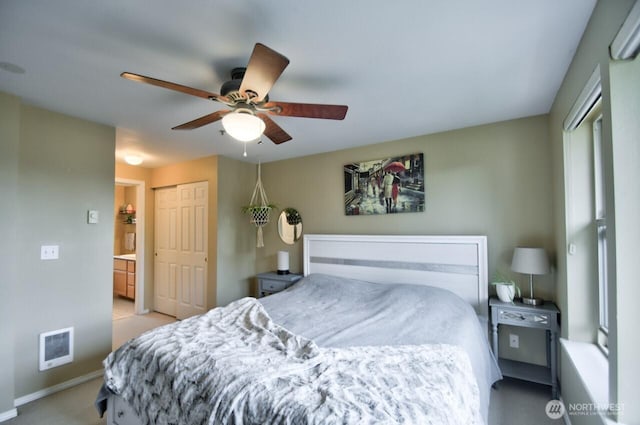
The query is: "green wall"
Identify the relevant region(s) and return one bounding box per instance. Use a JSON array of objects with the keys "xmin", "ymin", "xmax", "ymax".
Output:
[
  {"xmin": 2, "ymin": 95, "xmax": 115, "ymax": 401},
  {"xmin": 0, "ymin": 92, "xmax": 20, "ymax": 417},
  {"xmin": 258, "ymin": 114, "xmax": 554, "ymax": 365},
  {"xmin": 216, "ymin": 157, "xmax": 257, "ymax": 306},
  {"xmin": 549, "ymin": 0, "xmax": 639, "ymax": 423}
]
